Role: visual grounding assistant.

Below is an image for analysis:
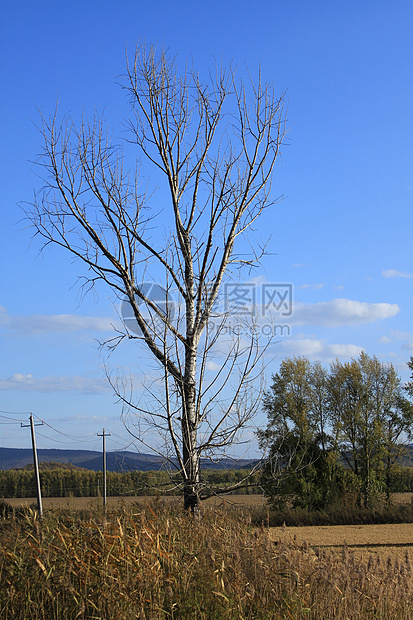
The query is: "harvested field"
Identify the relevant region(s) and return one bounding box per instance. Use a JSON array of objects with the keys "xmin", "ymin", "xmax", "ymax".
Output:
[
  {"xmin": 5, "ymin": 491, "xmax": 411, "ymax": 510},
  {"xmin": 5, "ymin": 495, "xmax": 180, "ymax": 510},
  {"xmin": 391, "ymin": 492, "xmax": 413, "ymax": 504},
  {"xmin": 272, "ymin": 522, "xmax": 413, "ymax": 547},
  {"xmin": 271, "ymin": 522, "xmax": 413, "ymax": 561},
  {"xmin": 5, "ymin": 493, "xmax": 266, "ymax": 510}
]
